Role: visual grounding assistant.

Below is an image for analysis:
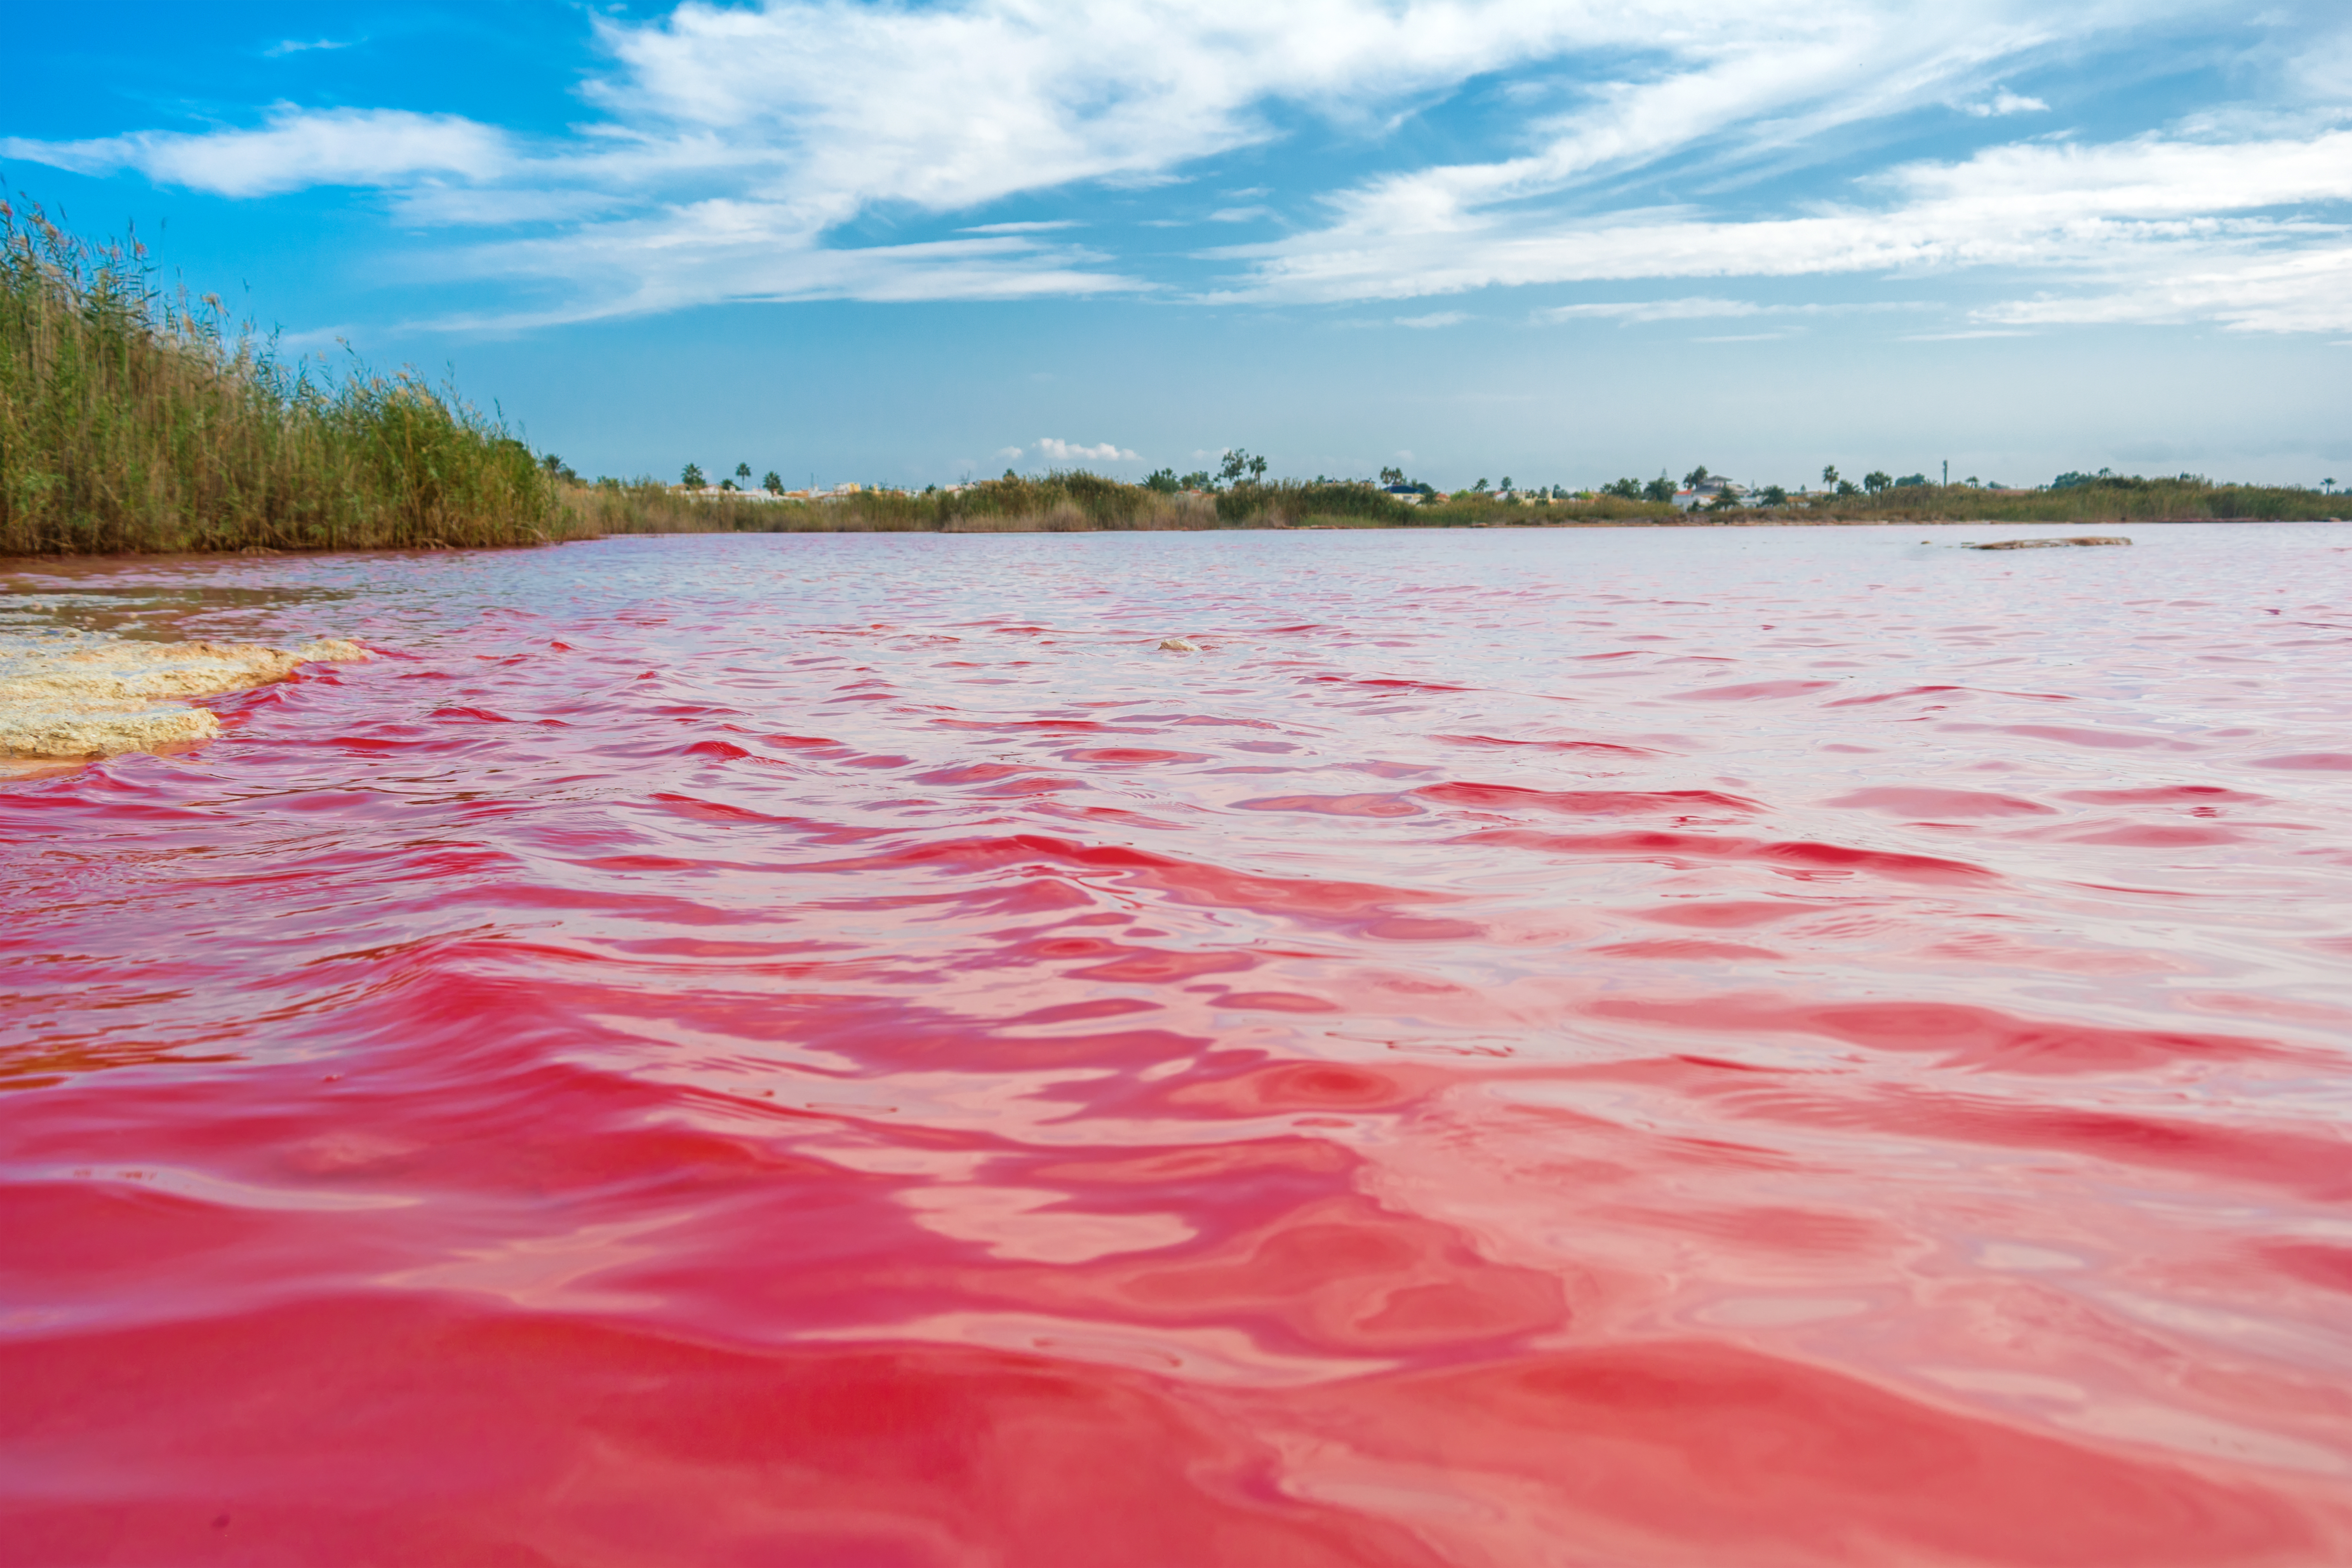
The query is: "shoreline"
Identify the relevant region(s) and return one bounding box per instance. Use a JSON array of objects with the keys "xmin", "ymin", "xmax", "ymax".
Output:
[{"xmin": 4, "ymin": 514, "xmax": 2345, "ymax": 568}]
